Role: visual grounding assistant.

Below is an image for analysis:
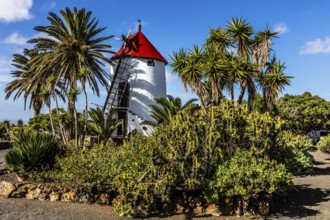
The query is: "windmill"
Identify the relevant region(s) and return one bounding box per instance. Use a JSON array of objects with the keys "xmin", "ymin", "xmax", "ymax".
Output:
[{"xmin": 103, "ymin": 23, "xmax": 167, "ymax": 138}]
